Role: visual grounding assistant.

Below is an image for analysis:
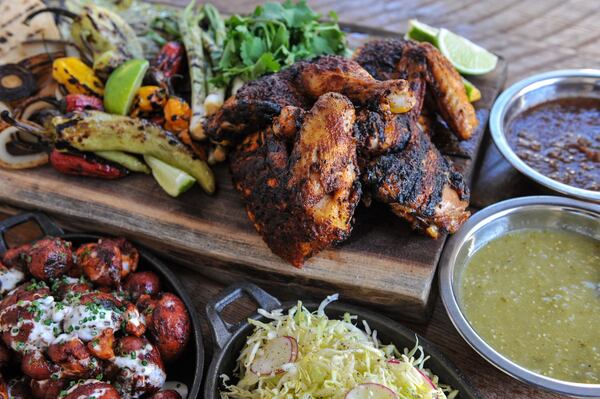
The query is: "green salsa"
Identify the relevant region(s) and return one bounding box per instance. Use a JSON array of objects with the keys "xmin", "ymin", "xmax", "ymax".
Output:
[{"xmin": 460, "ymin": 229, "xmax": 600, "ymax": 384}]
